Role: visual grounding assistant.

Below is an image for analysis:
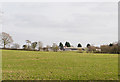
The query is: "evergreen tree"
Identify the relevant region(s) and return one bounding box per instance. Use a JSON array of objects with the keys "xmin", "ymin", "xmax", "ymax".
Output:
[
  {"xmin": 78, "ymin": 43, "xmax": 82, "ymax": 47},
  {"xmin": 109, "ymin": 43, "xmax": 113, "ymax": 47},
  {"xmin": 87, "ymin": 44, "xmax": 91, "ymax": 47},
  {"xmin": 65, "ymin": 42, "xmax": 71, "ymax": 47},
  {"xmin": 59, "ymin": 42, "xmax": 64, "ymax": 50},
  {"xmin": 23, "ymin": 45, "xmax": 27, "ymax": 50},
  {"xmin": 65, "ymin": 42, "xmax": 68, "ymax": 47}
]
